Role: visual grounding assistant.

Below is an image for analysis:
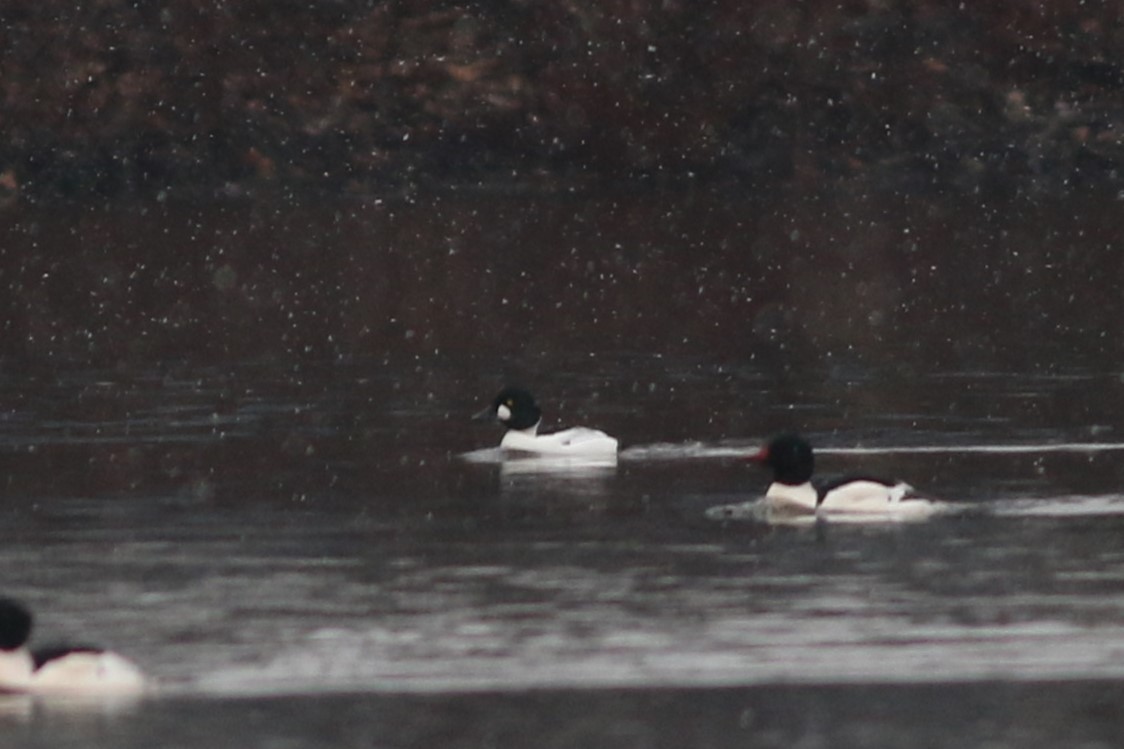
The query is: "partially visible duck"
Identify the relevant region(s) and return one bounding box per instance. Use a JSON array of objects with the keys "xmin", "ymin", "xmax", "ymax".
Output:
[
  {"xmin": 0, "ymin": 597, "xmax": 146, "ymax": 695},
  {"xmin": 473, "ymin": 386, "xmax": 618, "ymax": 456},
  {"xmin": 749, "ymin": 433, "xmax": 935, "ymax": 519}
]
